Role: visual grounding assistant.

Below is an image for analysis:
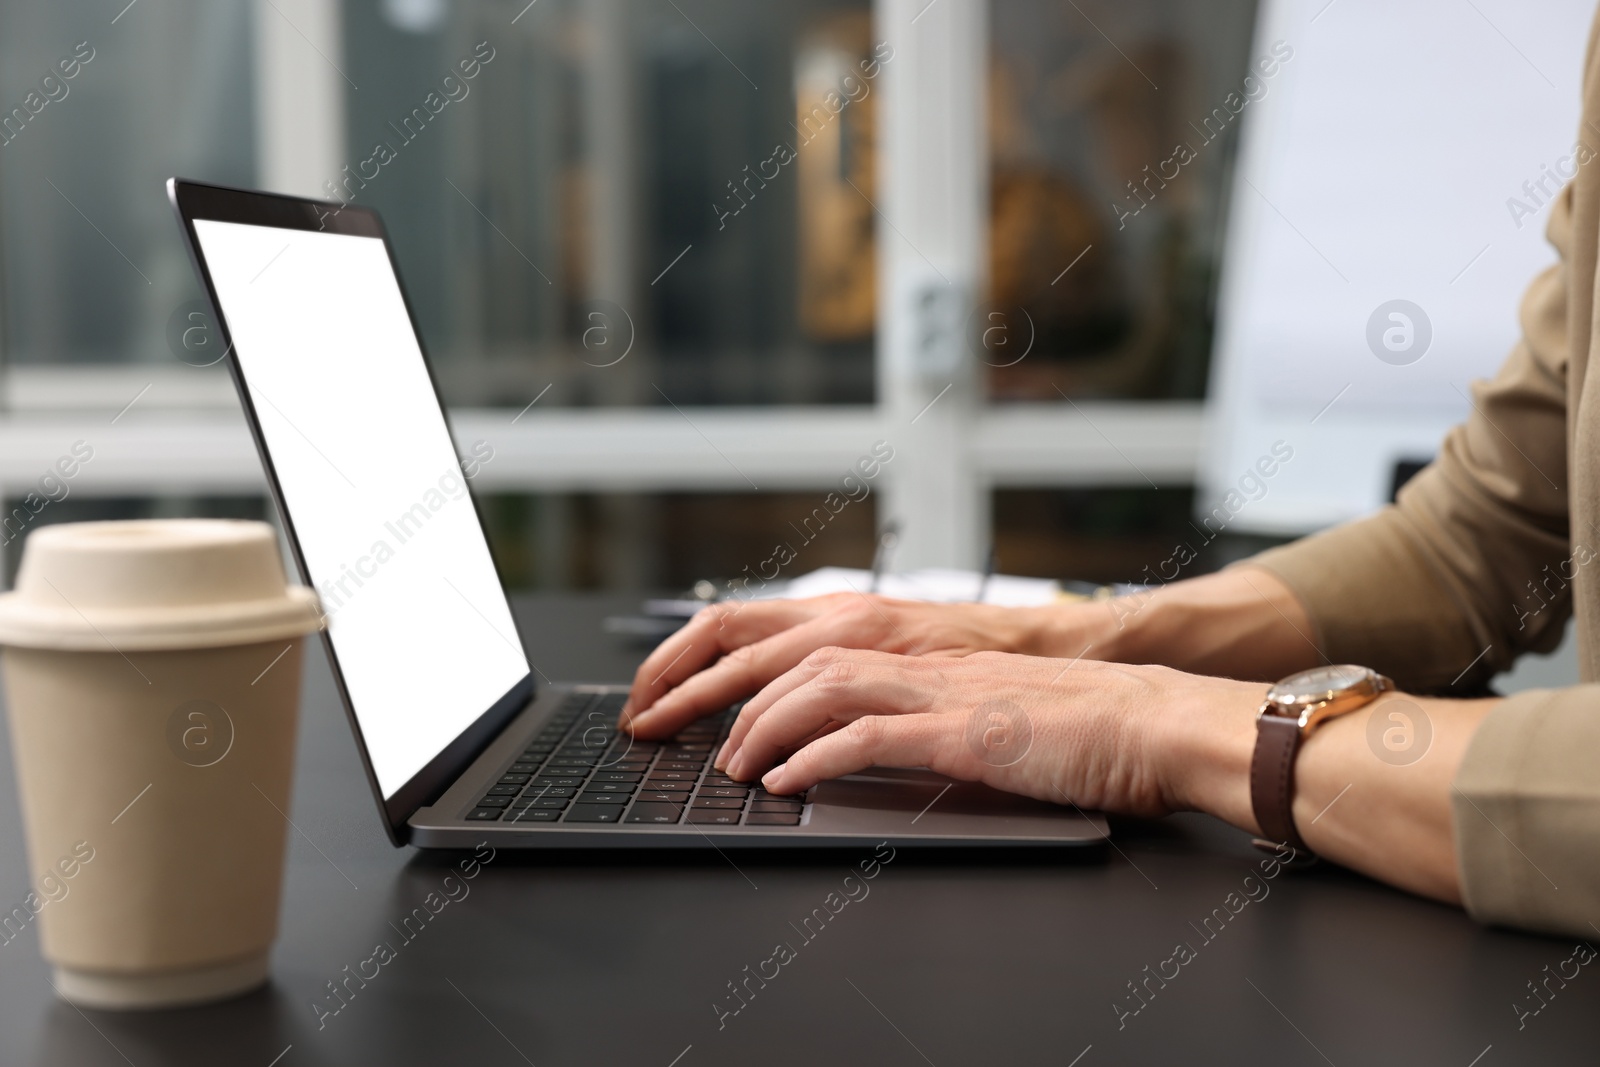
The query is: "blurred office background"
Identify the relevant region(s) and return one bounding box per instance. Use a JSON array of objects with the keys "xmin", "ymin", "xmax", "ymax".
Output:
[
  {"xmin": 0, "ymin": 0, "xmax": 1587, "ymax": 705},
  {"xmin": 0, "ymin": 0, "xmax": 1256, "ymax": 592}
]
